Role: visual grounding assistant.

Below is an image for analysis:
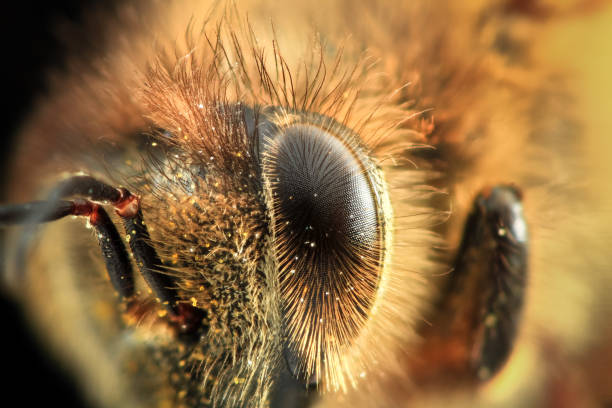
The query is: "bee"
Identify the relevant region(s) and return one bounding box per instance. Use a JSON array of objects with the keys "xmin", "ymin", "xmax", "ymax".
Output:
[{"xmin": 1, "ymin": 1, "xmax": 612, "ymax": 407}]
